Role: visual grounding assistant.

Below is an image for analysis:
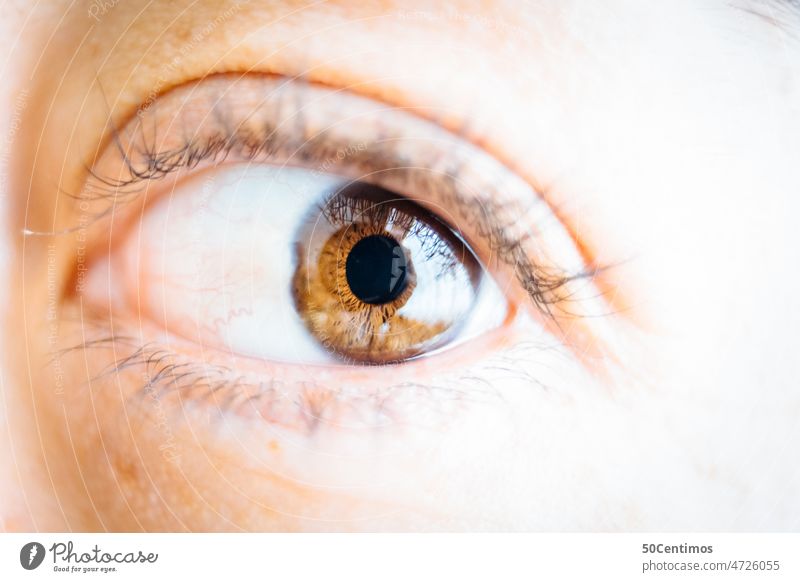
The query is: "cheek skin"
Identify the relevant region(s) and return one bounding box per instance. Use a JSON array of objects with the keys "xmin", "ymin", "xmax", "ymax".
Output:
[
  {"xmin": 33, "ymin": 316, "xmax": 790, "ymax": 532},
  {"xmin": 34, "ymin": 305, "xmax": 600, "ymax": 531},
  {"xmin": 40, "ymin": 361, "xmax": 465, "ymax": 531}
]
